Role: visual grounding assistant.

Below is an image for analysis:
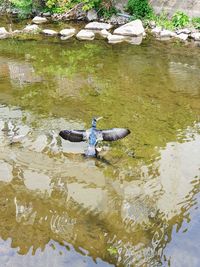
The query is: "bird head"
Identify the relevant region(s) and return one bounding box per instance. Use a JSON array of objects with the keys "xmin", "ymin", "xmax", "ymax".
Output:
[{"xmin": 92, "ymin": 117, "xmax": 103, "ymax": 127}]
